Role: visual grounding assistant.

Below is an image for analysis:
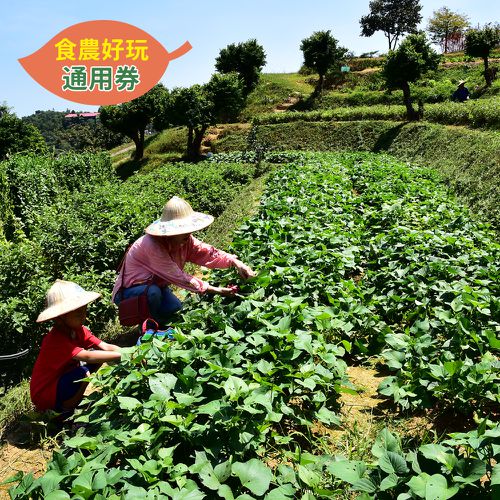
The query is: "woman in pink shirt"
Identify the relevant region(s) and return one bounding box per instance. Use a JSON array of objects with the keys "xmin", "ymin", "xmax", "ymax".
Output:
[{"xmin": 112, "ymin": 196, "xmax": 256, "ymax": 326}]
